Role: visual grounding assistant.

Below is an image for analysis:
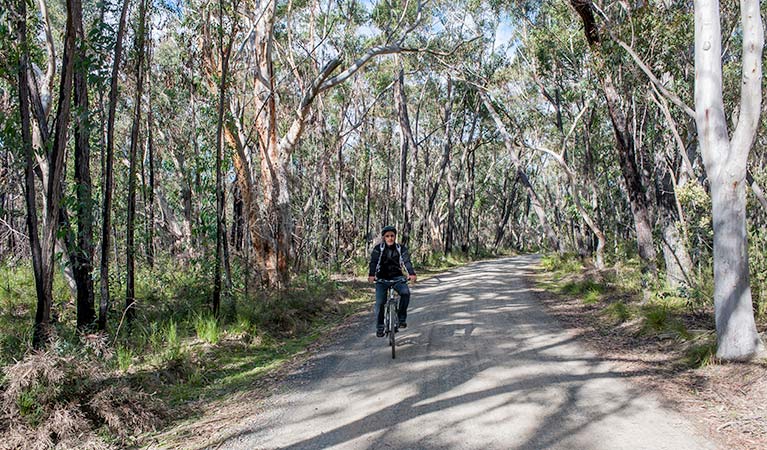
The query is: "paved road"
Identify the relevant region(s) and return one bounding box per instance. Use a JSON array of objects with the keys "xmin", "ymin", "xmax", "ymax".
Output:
[{"xmin": 209, "ymin": 255, "xmax": 716, "ymax": 449}]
